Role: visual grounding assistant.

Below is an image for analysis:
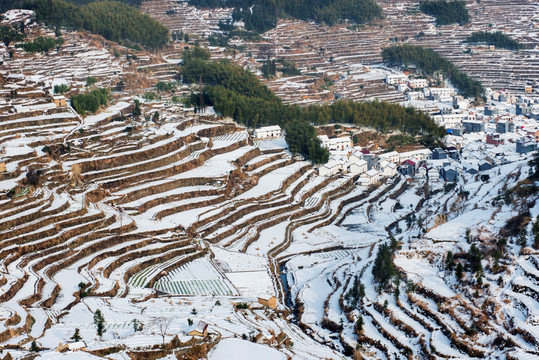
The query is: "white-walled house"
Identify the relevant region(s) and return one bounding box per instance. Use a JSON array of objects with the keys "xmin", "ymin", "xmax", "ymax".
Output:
[
  {"xmin": 416, "ymin": 166, "xmax": 427, "ymax": 179},
  {"xmin": 318, "ymin": 160, "xmax": 344, "ymax": 176},
  {"xmin": 429, "ymin": 87, "xmax": 456, "ymax": 99},
  {"xmin": 399, "ymin": 149, "xmax": 433, "ymax": 162},
  {"xmin": 398, "ymin": 83, "xmax": 409, "ymax": 93},
  {"xmin": 378, "ymin": 151, "xmax": 400, "ymax": 164},
  {"xmin": 253, "ymin": 125, "xmax": 282, "ymax": 139},
  {"xmin": 441, "ymin": 113, "xmax": 466, "ymax": 128},
  {"xmin": 386, "ymin": 74, "xmax": 407, "ymax": 85},
  {"xmin": 407, "ymin": 91, "xmax": 424, "ymax": 101},
  {"xmin": 408, "ymin": 78, "xmax": 428, "ymax": 89},
  {"xmin": 349, "ymin": 159, "xmax": 368, "ymax": 175},
  {"xmin": 348, "ymin": 151, "xmax": 363, "ymax": 165},
  {"xmin": 318, "ymin": 135, "xmax": 353, "ymax": 150},
  {"xmin": 428, "ymin": 168, "xmax": 440, "ymax": 182},
  {"xmin": 379, "ymin": 161, "xmax": 397, "ymax": 177},
  {"xmin": 358, "ymin": 169, "xmax": 381, "ymax": 185}
]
